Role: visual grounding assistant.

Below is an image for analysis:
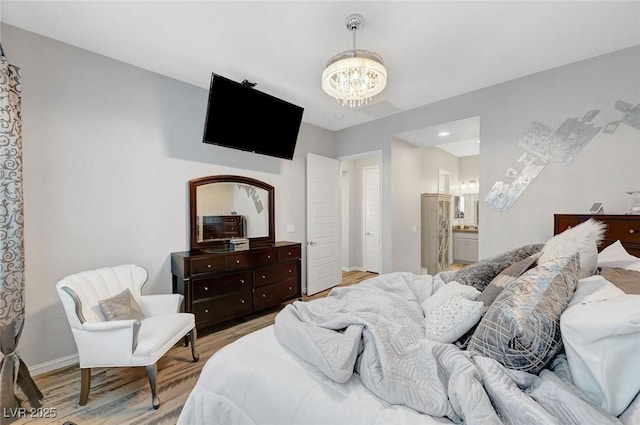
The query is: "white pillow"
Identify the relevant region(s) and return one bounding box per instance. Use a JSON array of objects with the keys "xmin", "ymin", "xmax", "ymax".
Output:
[
  {"xmin": 420, "ymin": 281, "xmax": 480, "ymax": 317},
  {"xmin": 539, "ymin": 218, "xmax": 606, "ymax": 278},
  {"xmin": 561, "ymin": 275, "xmax": 640, "ymax": 416},
  {"xmin": 598, "ymin": 240, "xmax": 640, "ymax": 272},
  {"xmin": 424, "ymin": 295, "xmax": 484, "ymax": 343}
]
